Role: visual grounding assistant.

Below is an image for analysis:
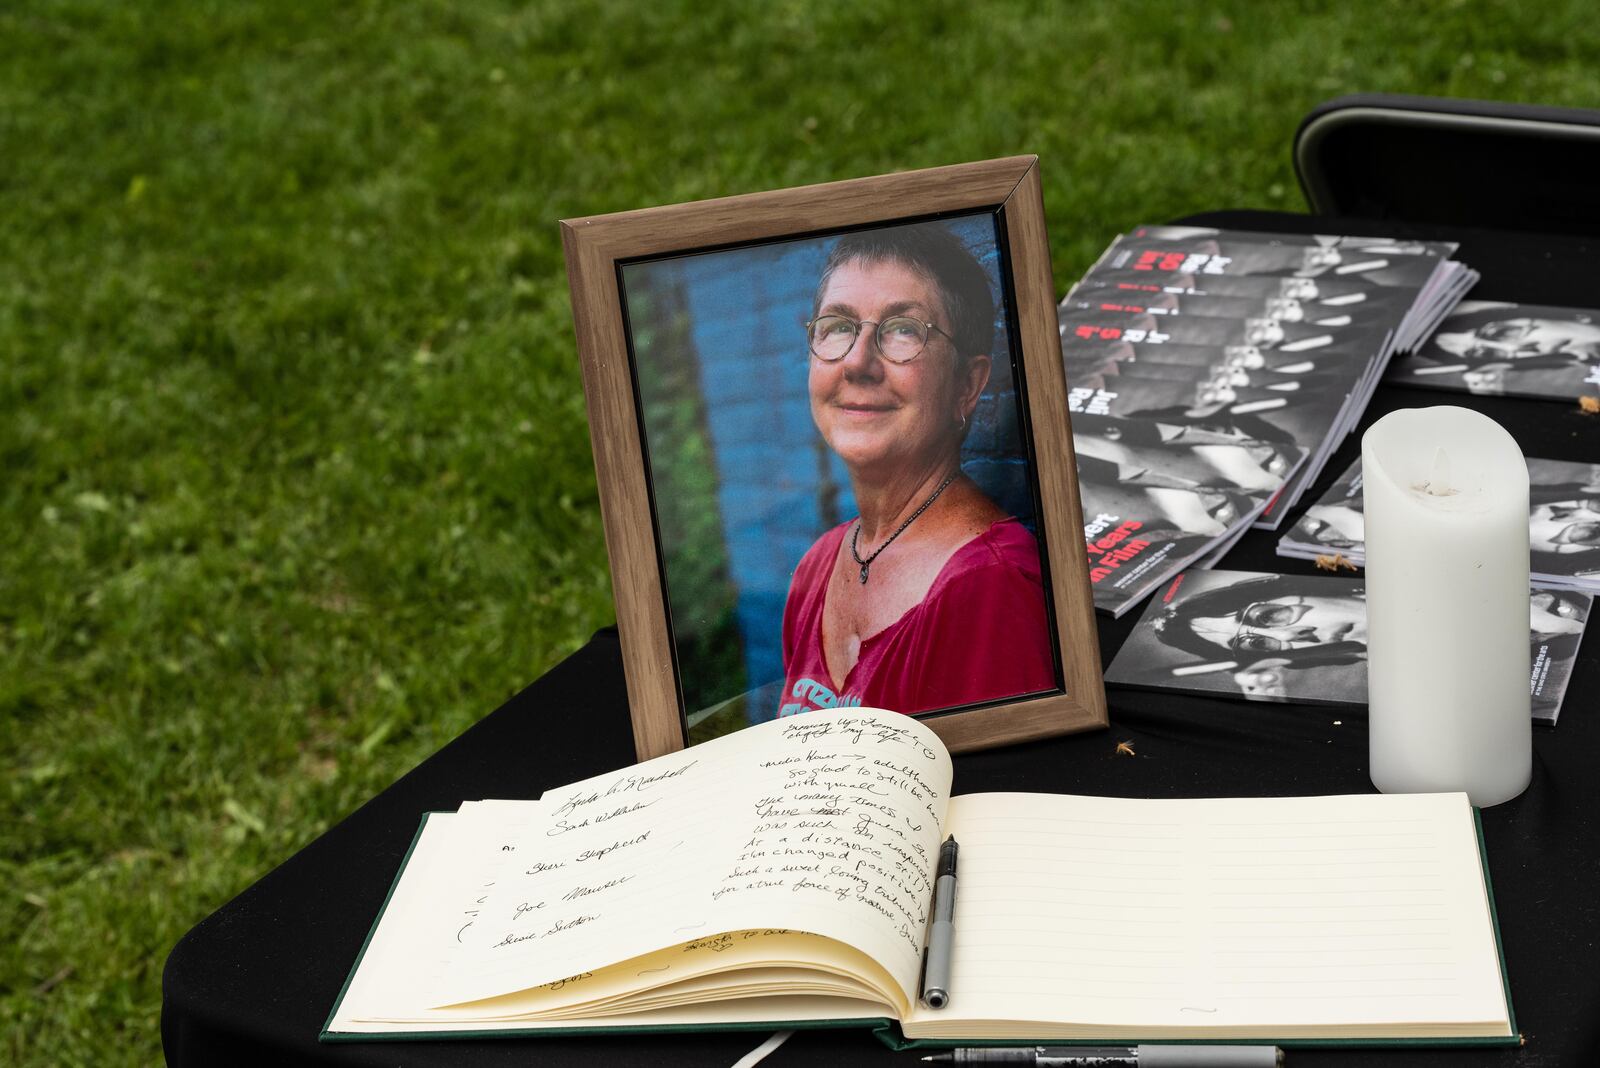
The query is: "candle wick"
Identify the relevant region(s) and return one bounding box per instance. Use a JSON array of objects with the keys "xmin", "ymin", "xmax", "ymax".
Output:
[{"xmin": 1415, "ymin": 446, "xmax": 1458, "ymax": 497}]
